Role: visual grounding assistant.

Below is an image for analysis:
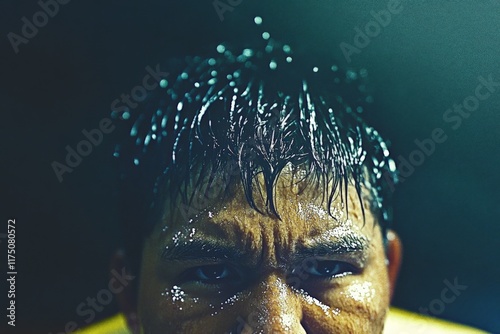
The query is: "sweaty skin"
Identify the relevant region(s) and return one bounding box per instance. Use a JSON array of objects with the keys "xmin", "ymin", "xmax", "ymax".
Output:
[{"xmin": 137, "ymin": 172, "xmax": 391, "ymax": 333}]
